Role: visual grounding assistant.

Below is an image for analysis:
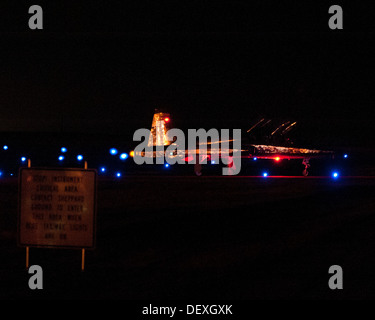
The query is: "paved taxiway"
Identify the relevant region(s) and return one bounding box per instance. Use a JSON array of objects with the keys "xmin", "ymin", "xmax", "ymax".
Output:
[{"xmin": 1, "ymin": 175, "xmax": 374, "ymax": 299}]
